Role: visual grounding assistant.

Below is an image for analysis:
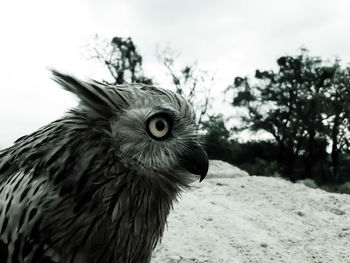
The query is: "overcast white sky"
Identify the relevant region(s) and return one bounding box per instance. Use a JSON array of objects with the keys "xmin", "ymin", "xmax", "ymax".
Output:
[{"xmin": 1, "ymin": 0, "xmax": 350, "ymax": 147}]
